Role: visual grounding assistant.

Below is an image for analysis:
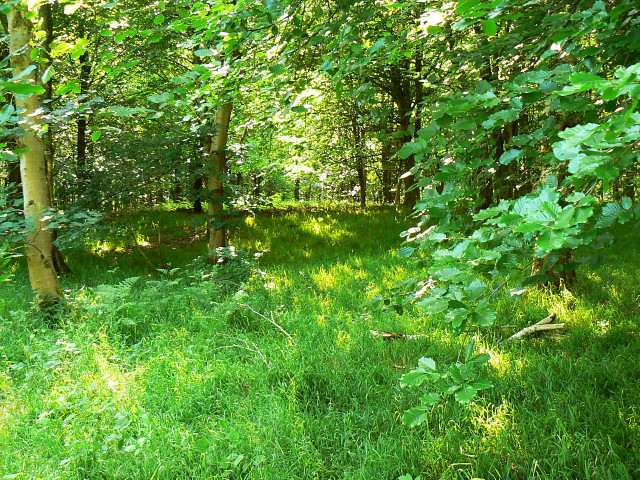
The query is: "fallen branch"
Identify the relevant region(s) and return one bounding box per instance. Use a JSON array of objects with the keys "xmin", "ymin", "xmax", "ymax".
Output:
[
  {"xmin": 212, "ymin": 334, "xmax": 269, "ymax": 365},
  {"xmin": 240, "ymin": 304, "xmax": 296, "ymax": 345},
  {"xmin": 369, "ymin": 330, "xmax": 428, "ymax": 341},
  {"xmin": 124, "ymin": 221, "xmax": 160, "ymax": 272},
  {"xmin": 502, "ymin": 313, "xmax": 565, "ymax": 344}
]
